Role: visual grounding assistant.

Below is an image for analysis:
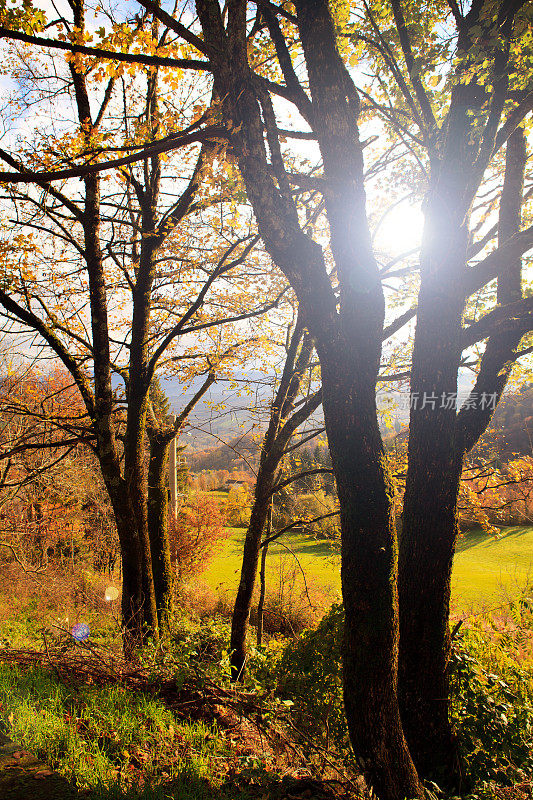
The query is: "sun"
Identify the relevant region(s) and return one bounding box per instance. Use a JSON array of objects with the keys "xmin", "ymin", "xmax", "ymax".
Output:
[{"xmin": 373, "ymin": 202, "xmax": 425, "ymax": 258}]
